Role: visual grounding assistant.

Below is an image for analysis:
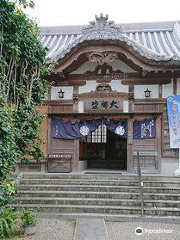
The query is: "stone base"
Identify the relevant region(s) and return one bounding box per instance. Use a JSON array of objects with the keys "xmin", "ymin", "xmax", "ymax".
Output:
[
  {"xmin": 79, "ymin": 160, "xmax": 87, "ymax": 171},
  {"xmin": 160, "ymin": 158, "xmax": 179, "ymax": 175},
  {"xmin": 16, "ymin": 159, "xmax": 46, "ymax": 173},
  {"xmin": 174, "ymin": 168, "xmax": 180, "ymax": 176}
]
